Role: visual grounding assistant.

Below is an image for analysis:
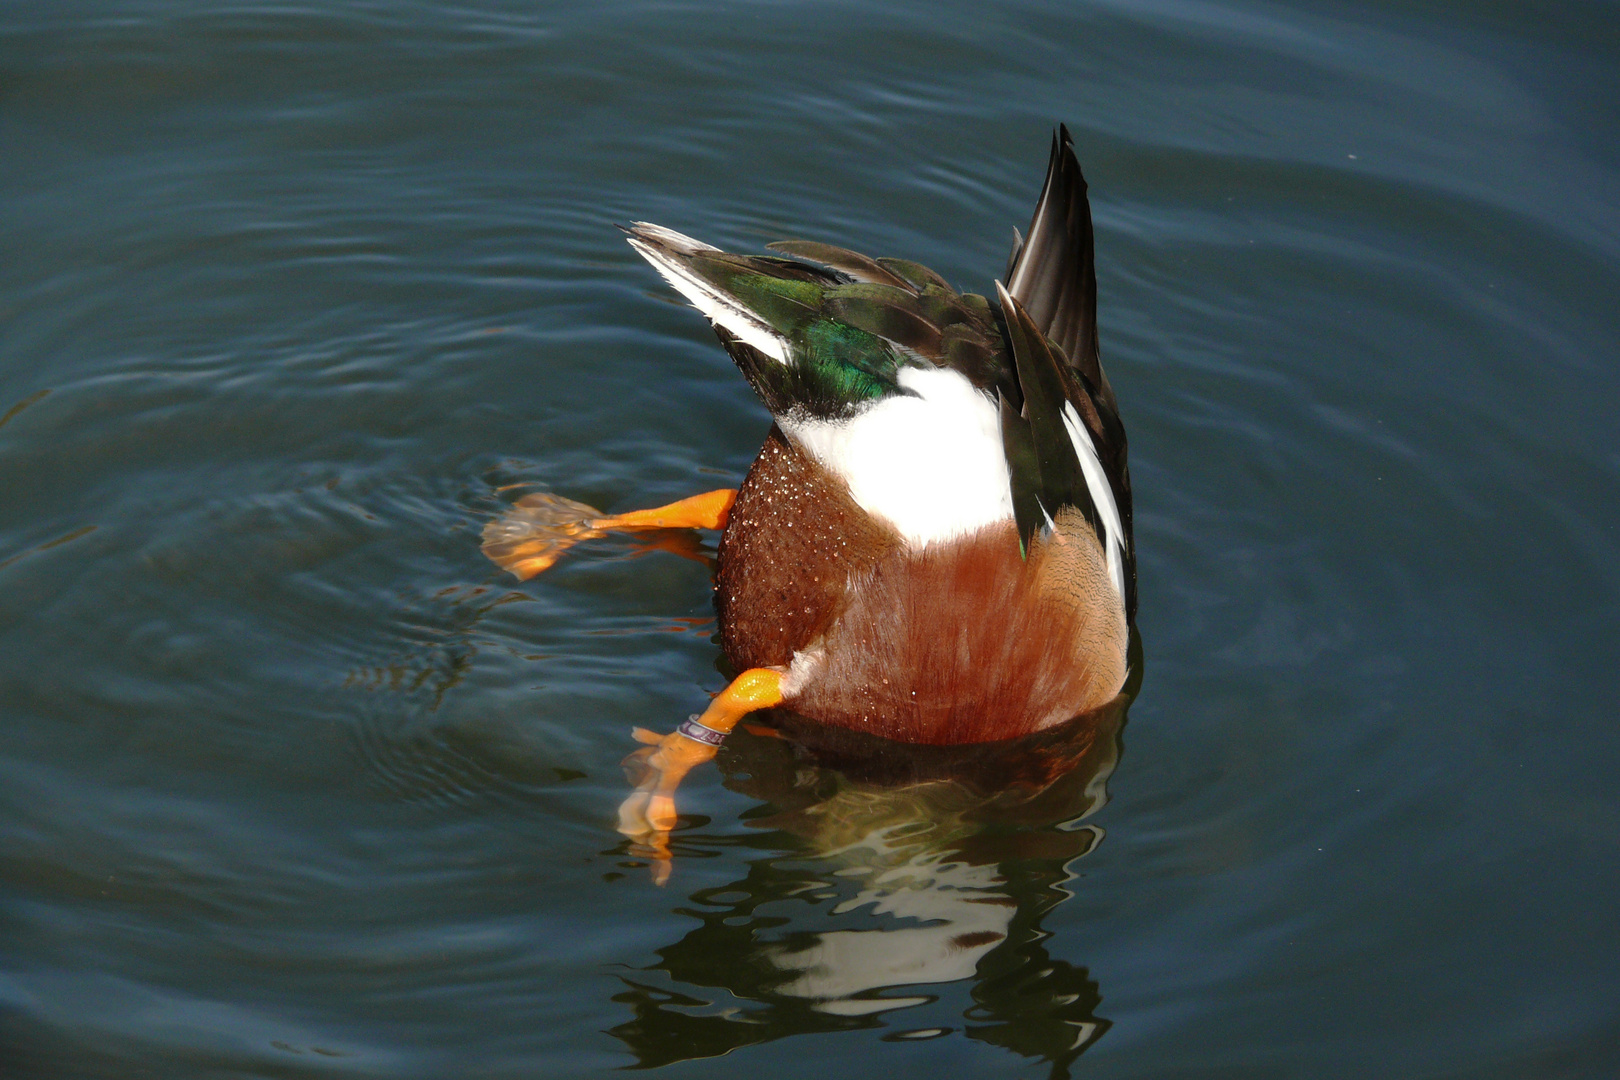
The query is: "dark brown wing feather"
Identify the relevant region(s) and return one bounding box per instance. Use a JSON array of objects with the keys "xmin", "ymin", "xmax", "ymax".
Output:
[{"xmin": 766, "ymin": 240, "xmax": 917, "ymax": 292}]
